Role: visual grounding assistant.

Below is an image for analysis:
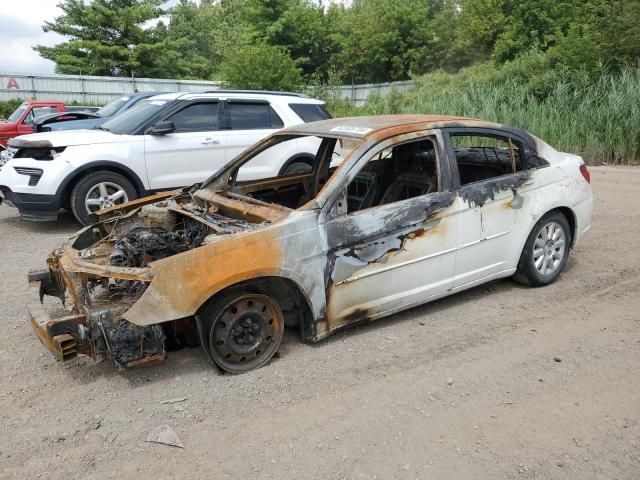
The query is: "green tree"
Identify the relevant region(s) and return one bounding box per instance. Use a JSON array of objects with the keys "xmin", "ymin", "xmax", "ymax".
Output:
[
  {"xmin": 331, "ymin": 0, "xmax": 442, "ymax": 83},
  {"xmin": 242, "ymin": 0, "xmax": 335, "ymax": 82},
  {"xmin": 166, "ymin": 0, "xmax": 247, "ymax": 79},
  {"xmin": 219, "ymin": 42, "xmax": 303, "ymax": 90},
  {"xmin": 35, "ymin": 0, "xmax": 181, "ymax": 77}
]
